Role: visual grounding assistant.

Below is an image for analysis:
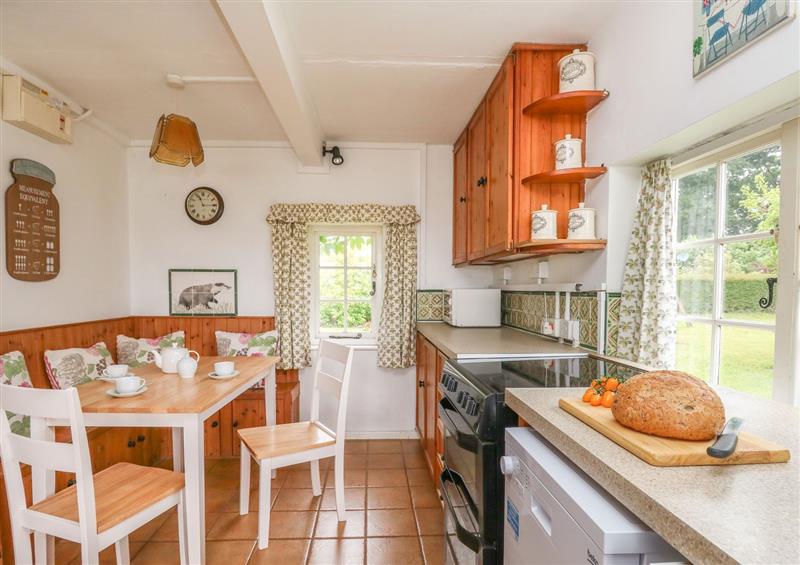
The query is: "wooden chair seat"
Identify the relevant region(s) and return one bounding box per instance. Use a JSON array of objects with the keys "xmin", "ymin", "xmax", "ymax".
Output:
[
  {"xmin": 238, "ymin": 421, "xmax": 335, "ymax": 460},
  {"xmin": 29, "ymin": 462, "xmax": 184, "ymax": 533}
]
